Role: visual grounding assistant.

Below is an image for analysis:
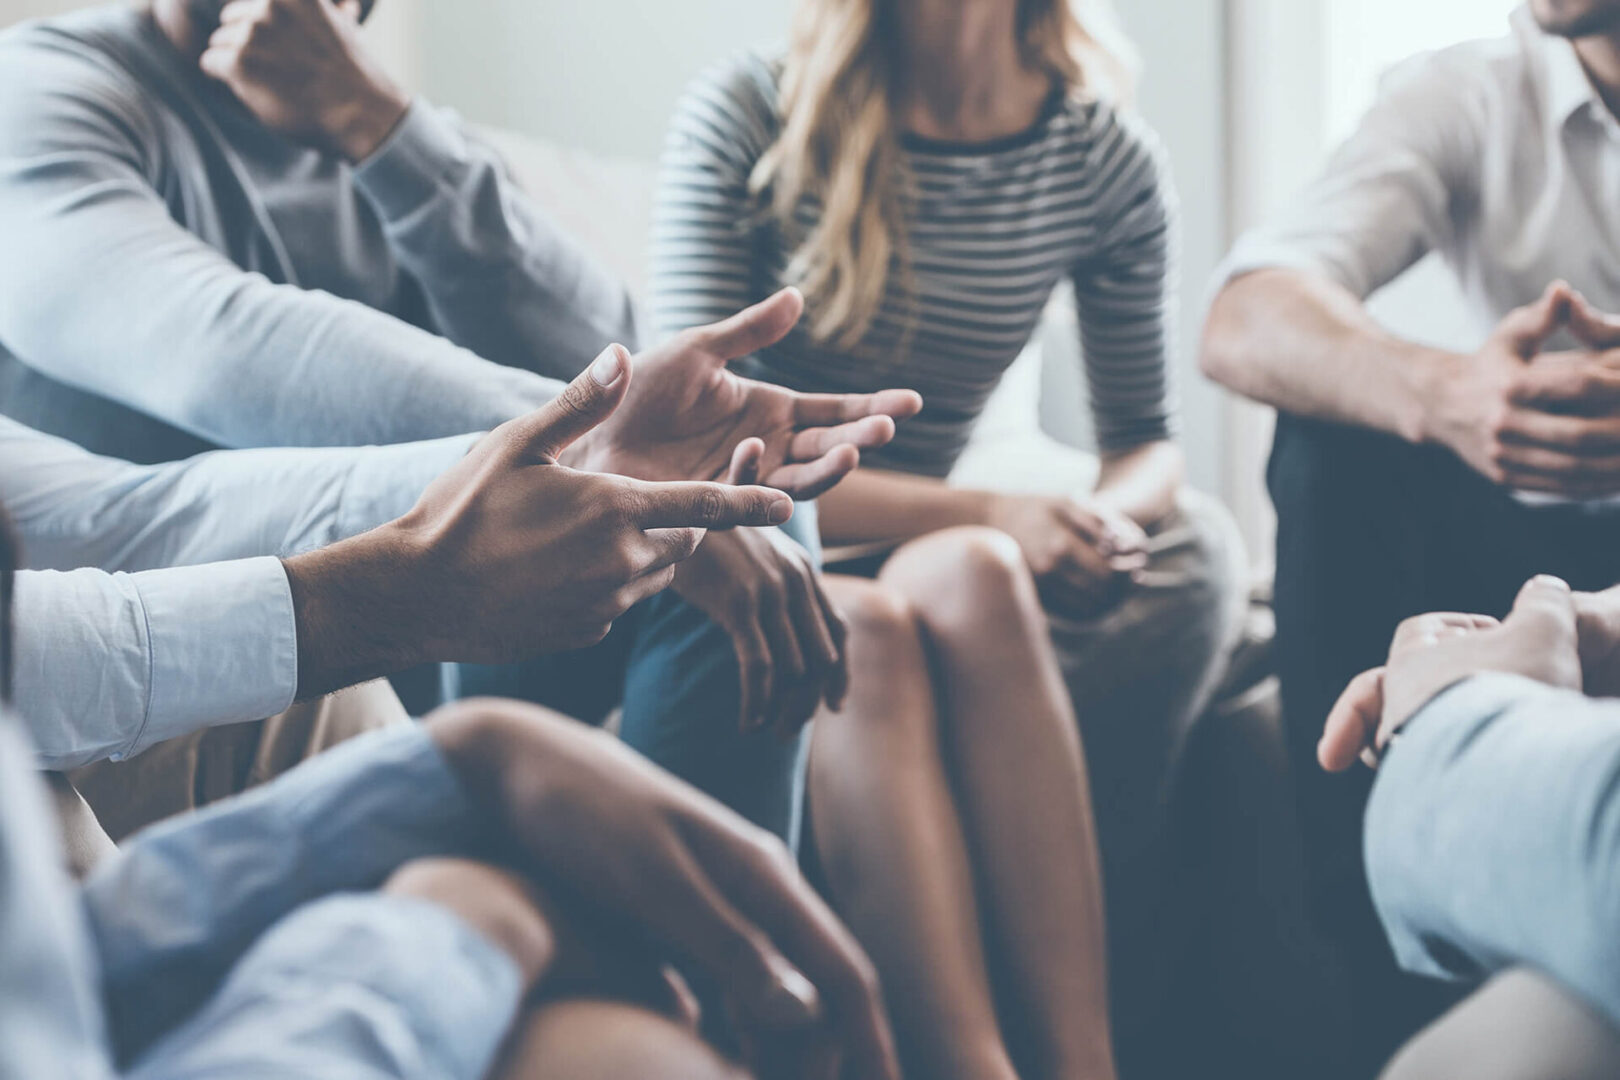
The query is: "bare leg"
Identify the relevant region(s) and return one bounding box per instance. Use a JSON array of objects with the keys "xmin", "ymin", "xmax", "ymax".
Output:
[
  {"xmin": 809, "ymin": 576, "xmax": 1020, "ymax": 1080},
  {"xmin": 881, "ymin": 527, "xmax": 1115, "ymax": 1080},
  {"xmin": 492, "ymin": 999, "xmax": 750, "ymax": 1080}
]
